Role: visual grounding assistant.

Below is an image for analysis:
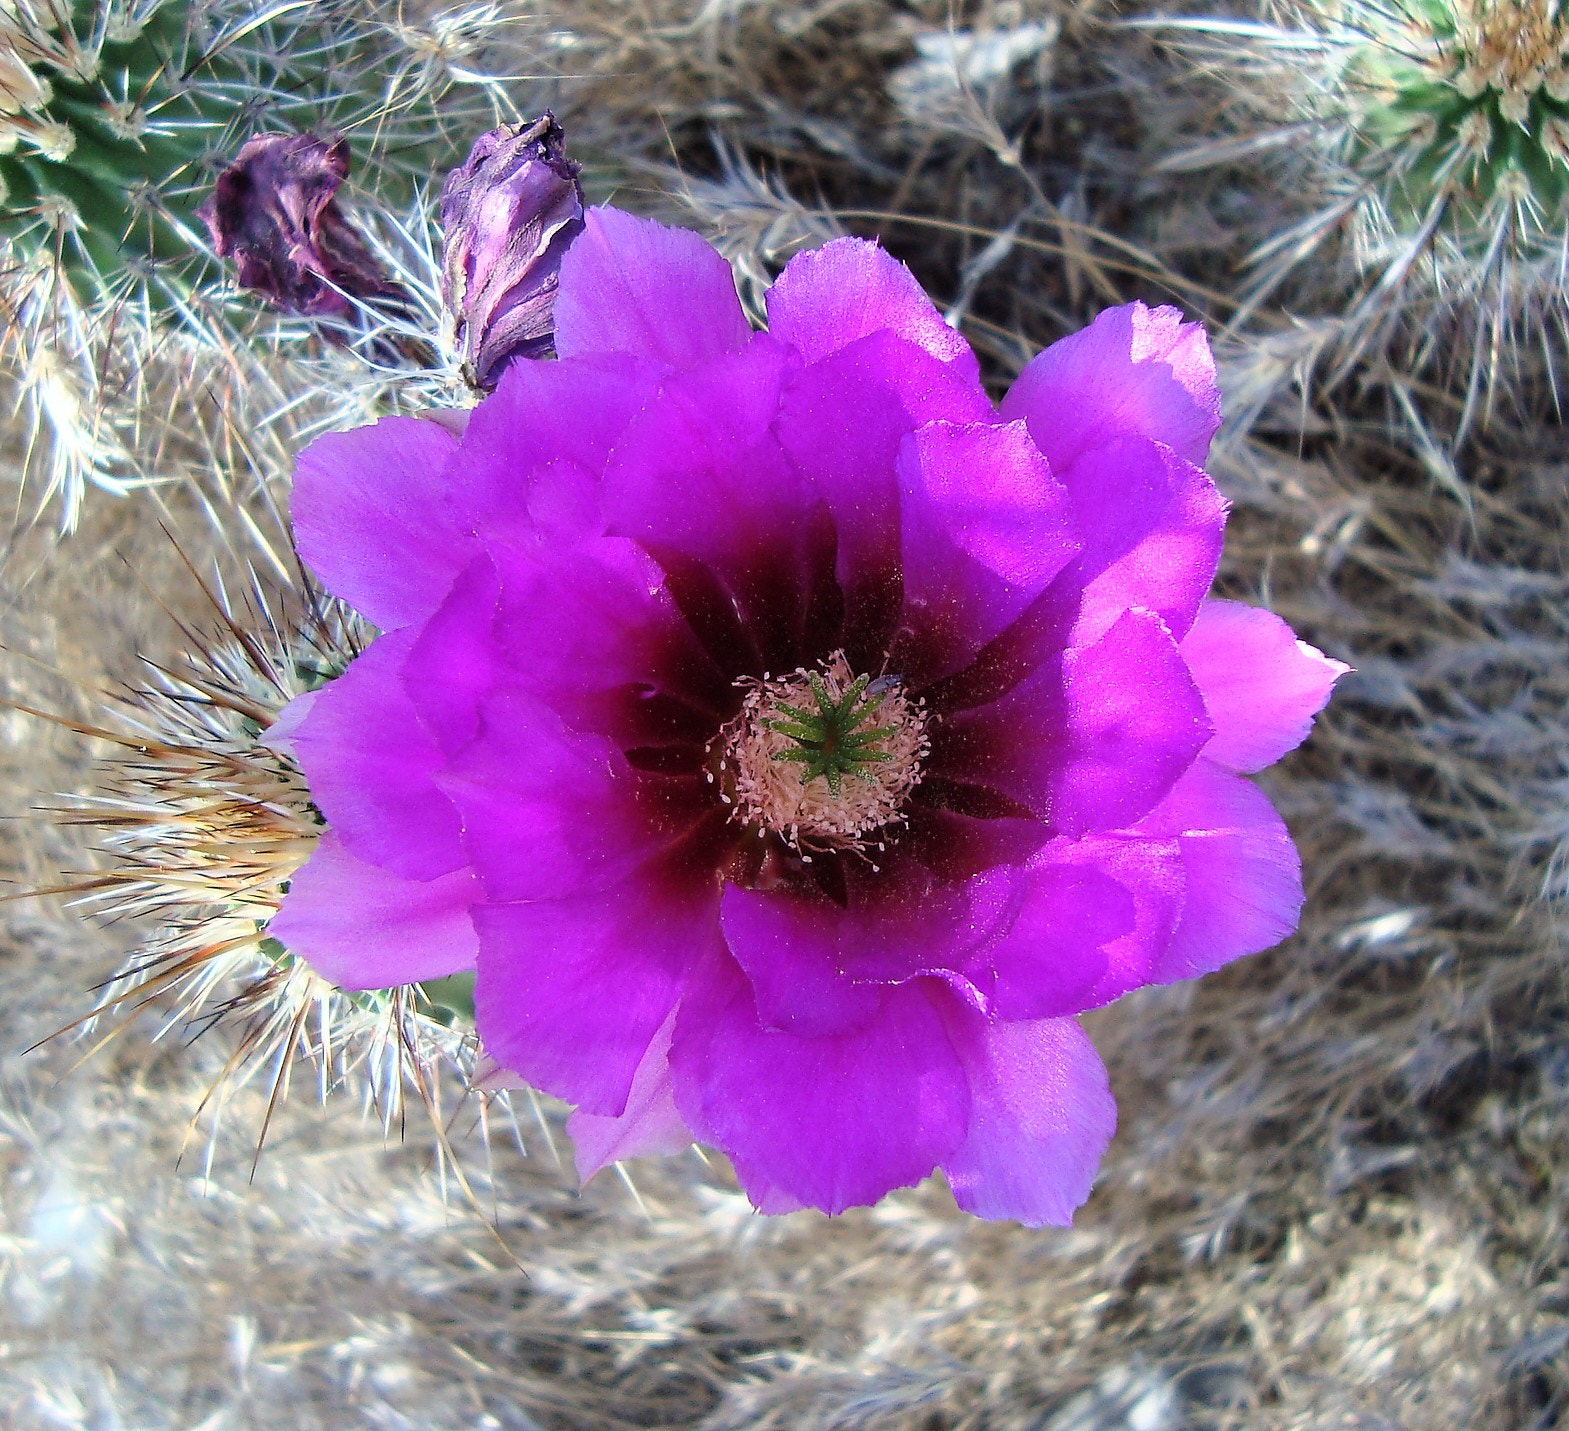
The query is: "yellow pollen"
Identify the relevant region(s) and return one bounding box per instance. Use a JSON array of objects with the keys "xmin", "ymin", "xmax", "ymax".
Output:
[{"xmin": 711, "ymin": 652, "xmax": 930, "ymax": 854}]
